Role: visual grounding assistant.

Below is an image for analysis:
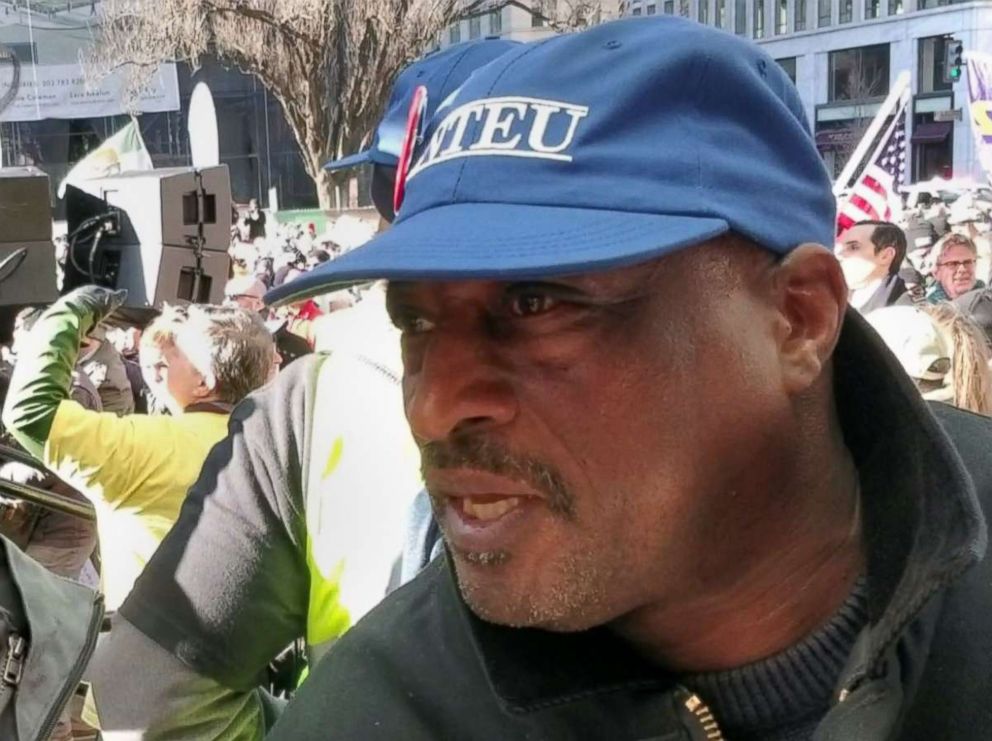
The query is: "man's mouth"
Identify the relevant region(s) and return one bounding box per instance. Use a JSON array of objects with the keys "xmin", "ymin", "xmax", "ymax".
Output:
[{"xmin": 458, "ymin": 495, "xmax": 523, "ymax": 522}]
